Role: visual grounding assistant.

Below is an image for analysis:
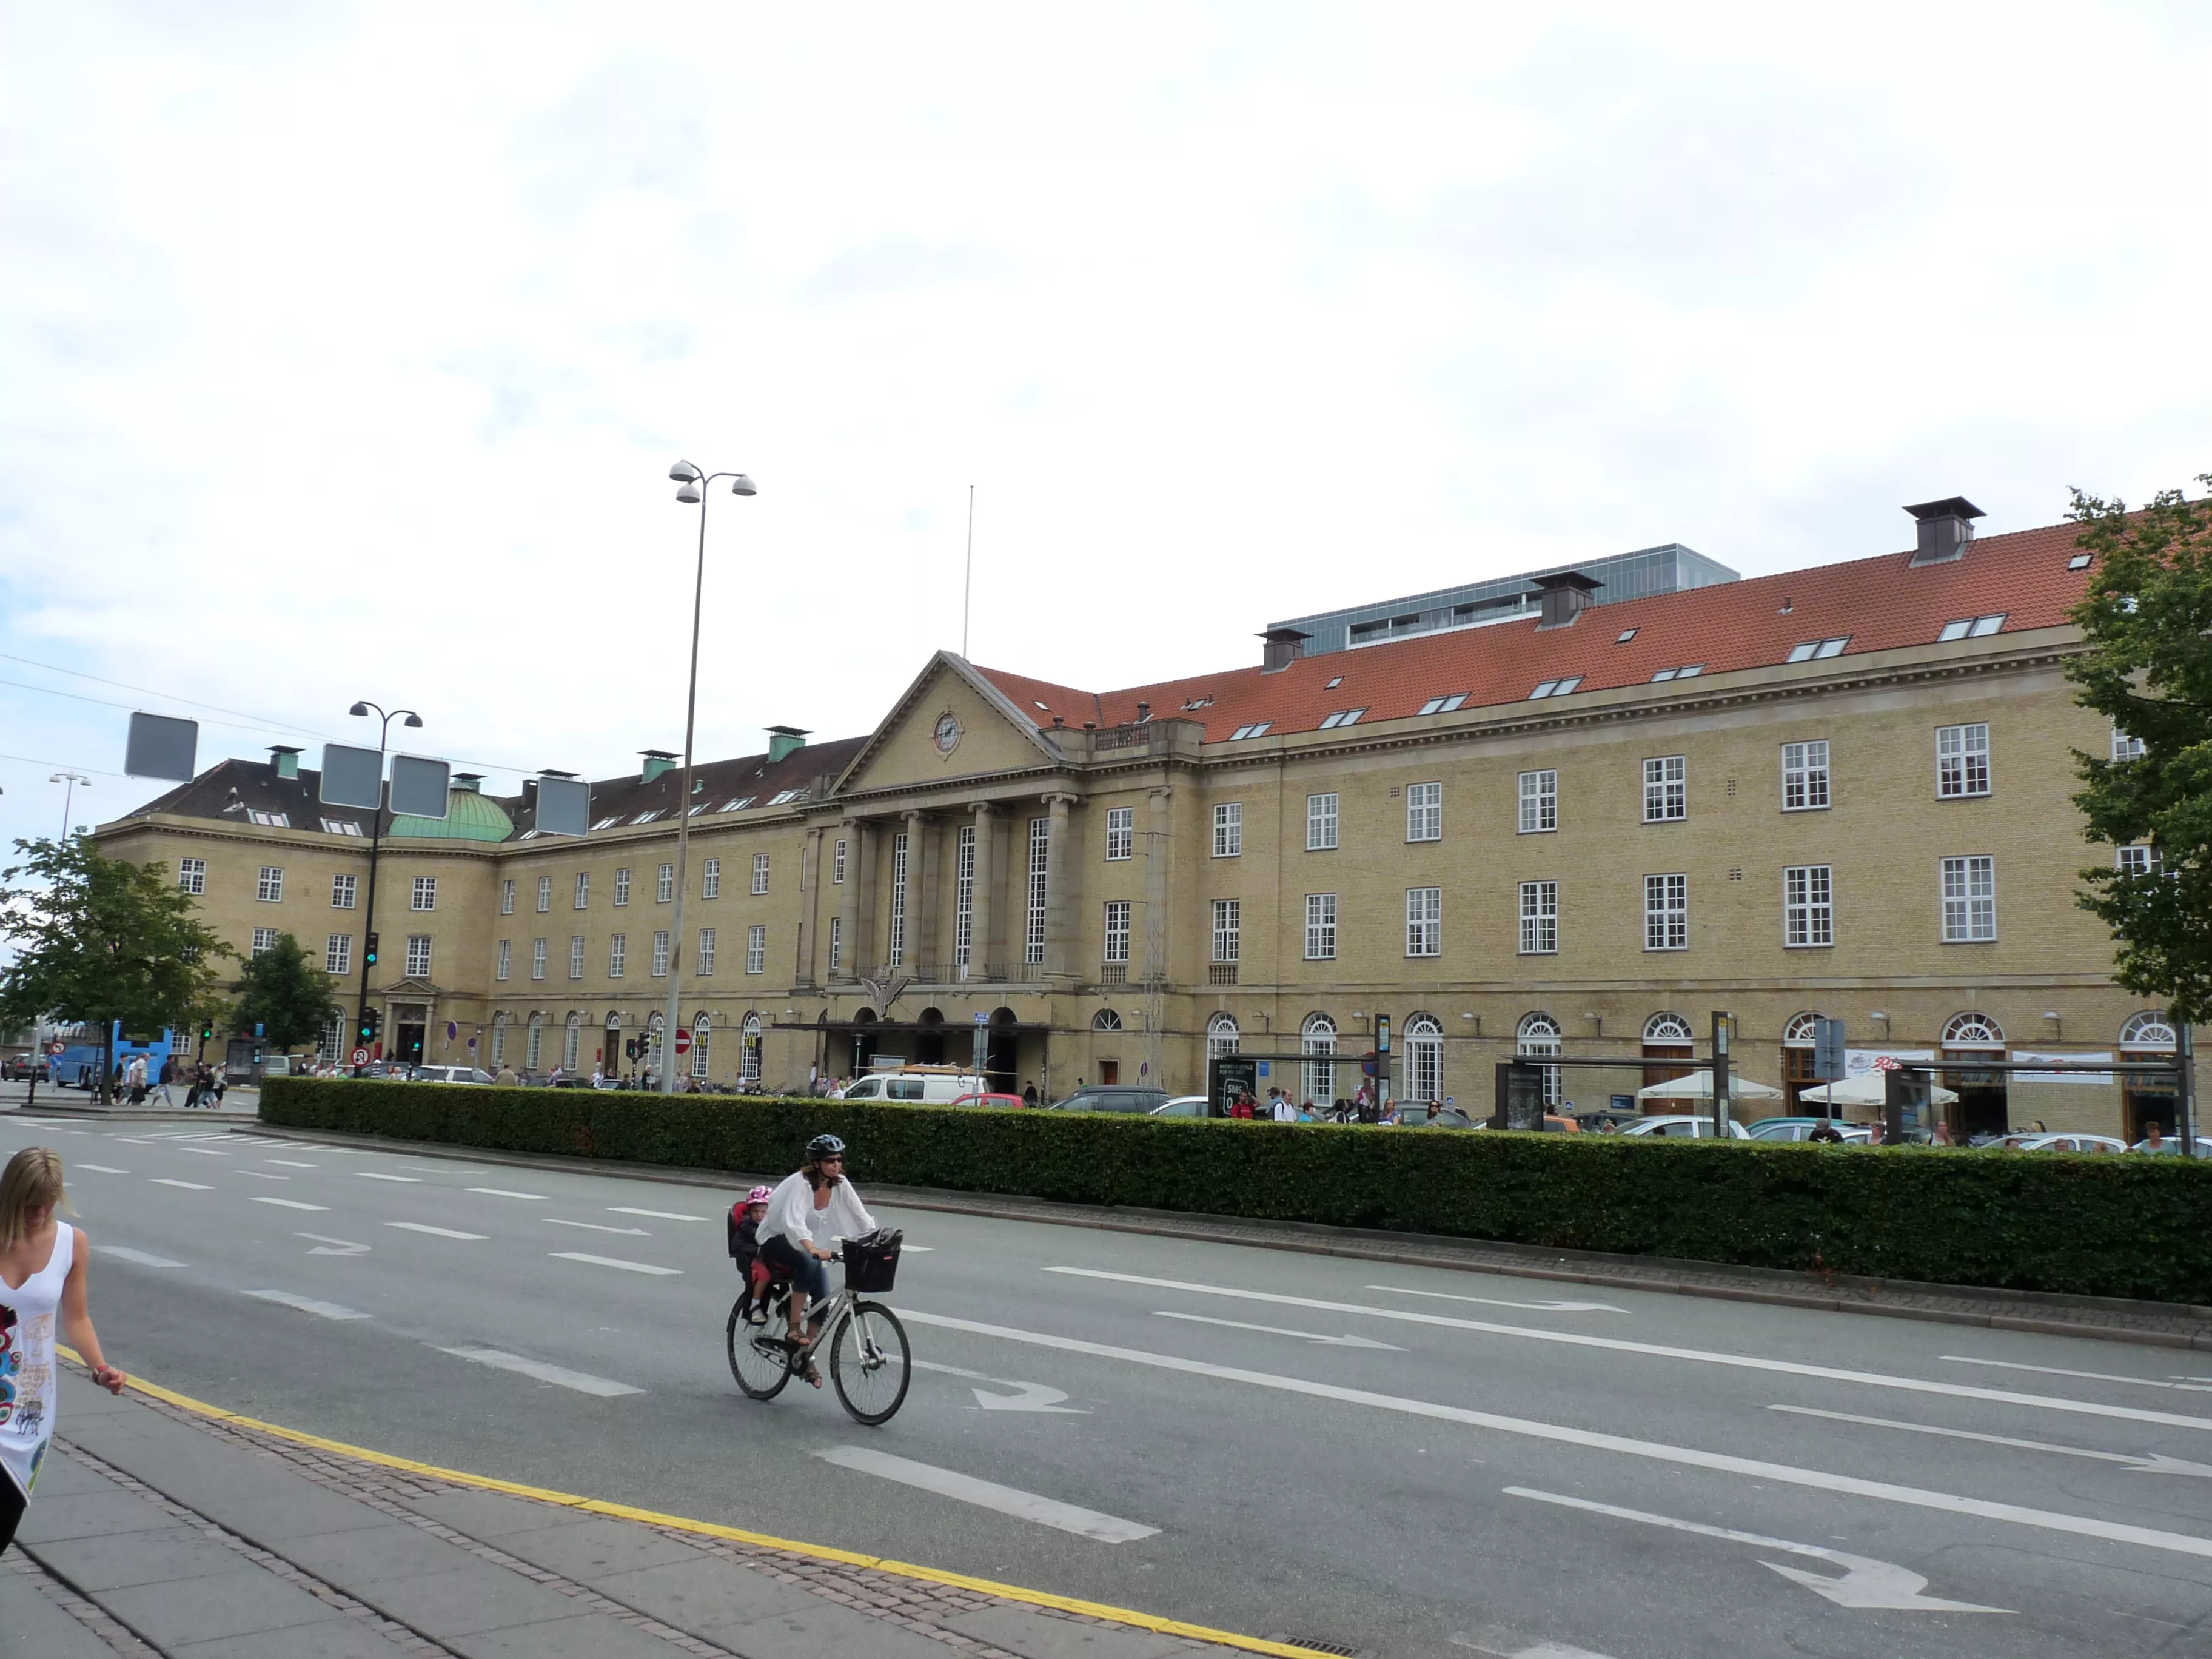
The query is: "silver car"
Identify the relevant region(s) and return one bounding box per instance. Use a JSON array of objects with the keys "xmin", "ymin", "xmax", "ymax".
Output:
[{"xmin": 1617, "ymin": 1115, "xmax": 1752, "ymax": 1140}]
